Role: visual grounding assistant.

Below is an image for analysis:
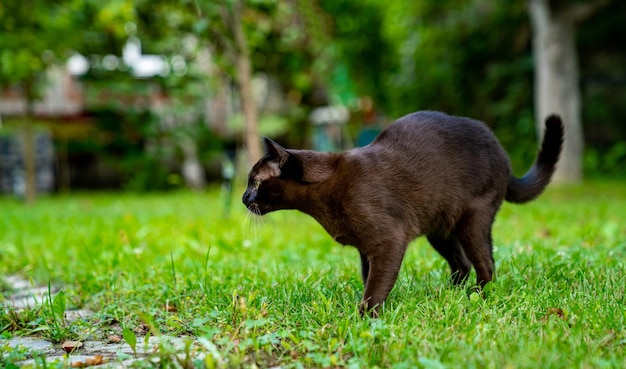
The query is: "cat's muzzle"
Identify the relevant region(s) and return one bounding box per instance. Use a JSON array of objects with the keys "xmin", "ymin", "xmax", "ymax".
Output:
[{"xmin": 242, "ymin": 189, "xmax": 257, "ymax": 209}]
